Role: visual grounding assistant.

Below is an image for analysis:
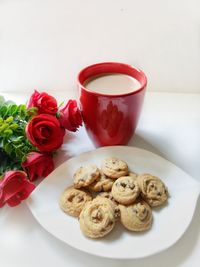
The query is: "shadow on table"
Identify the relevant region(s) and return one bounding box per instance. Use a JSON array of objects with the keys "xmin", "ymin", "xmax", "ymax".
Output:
[
  {"xmin": 128, "ymin": 133, "xmax": 168, "ymax": 160},
  {"xmin": 53, "ymin": 132, "xmax": 77, "ymax": 167}
]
